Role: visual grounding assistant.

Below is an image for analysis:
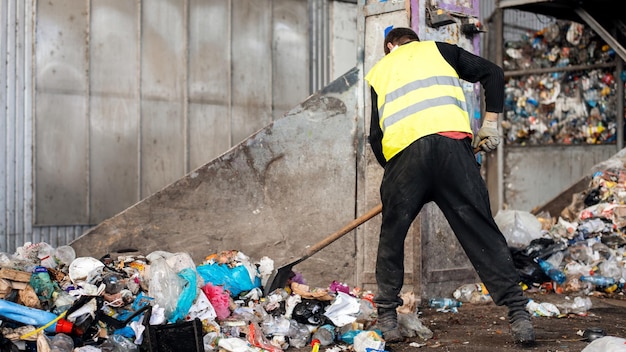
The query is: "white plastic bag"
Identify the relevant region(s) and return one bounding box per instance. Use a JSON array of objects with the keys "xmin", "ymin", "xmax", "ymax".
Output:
[
  {"xmin": 494, "ymin": 210, "xmax": 543, "ymax": 248},
  {"xmin": 147, "ymin": 257, "xmax": 185, "ymax": 321},
  {"xmin": 581, "ymin": 336, "xmax": 626, "ymax": 352}
]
